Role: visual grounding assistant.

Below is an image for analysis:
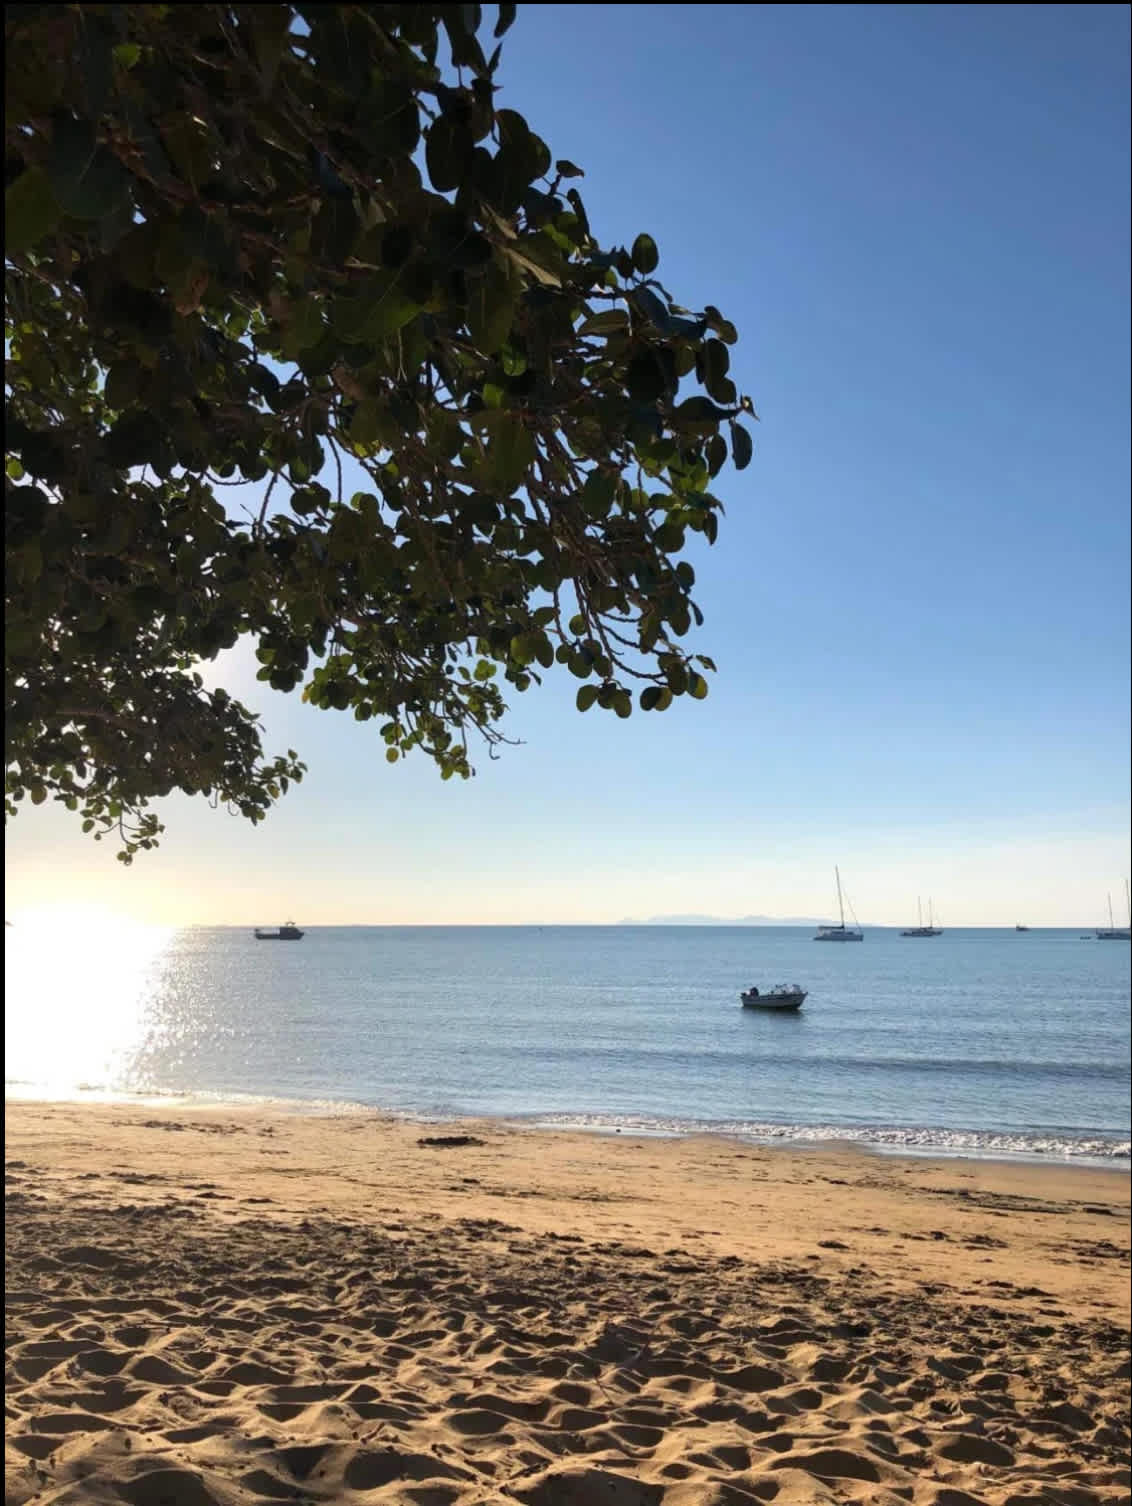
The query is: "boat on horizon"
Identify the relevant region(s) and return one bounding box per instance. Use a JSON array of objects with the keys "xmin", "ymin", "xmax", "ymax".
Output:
[
  {"xmin": 902, "ymin": 897, "xmax": 942, "ymax": 937},
  {"xmin": 1016, "ymin": 924, "xmax": 1030, "ymax": 932},
  {"xmin": 254, "ymin": 921, "xmax": 304, "ymax": 941},
  {"xmin": 1095, "ymin": 881, "xmax": 1131, "ymax": 942},
  {"xmin": 814, "ymin": 867, "xmax": 863, "ymax": 941},
  {"xmin": 740, "ymin": 984, "xmax": 807, "ymax": 1011}
]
